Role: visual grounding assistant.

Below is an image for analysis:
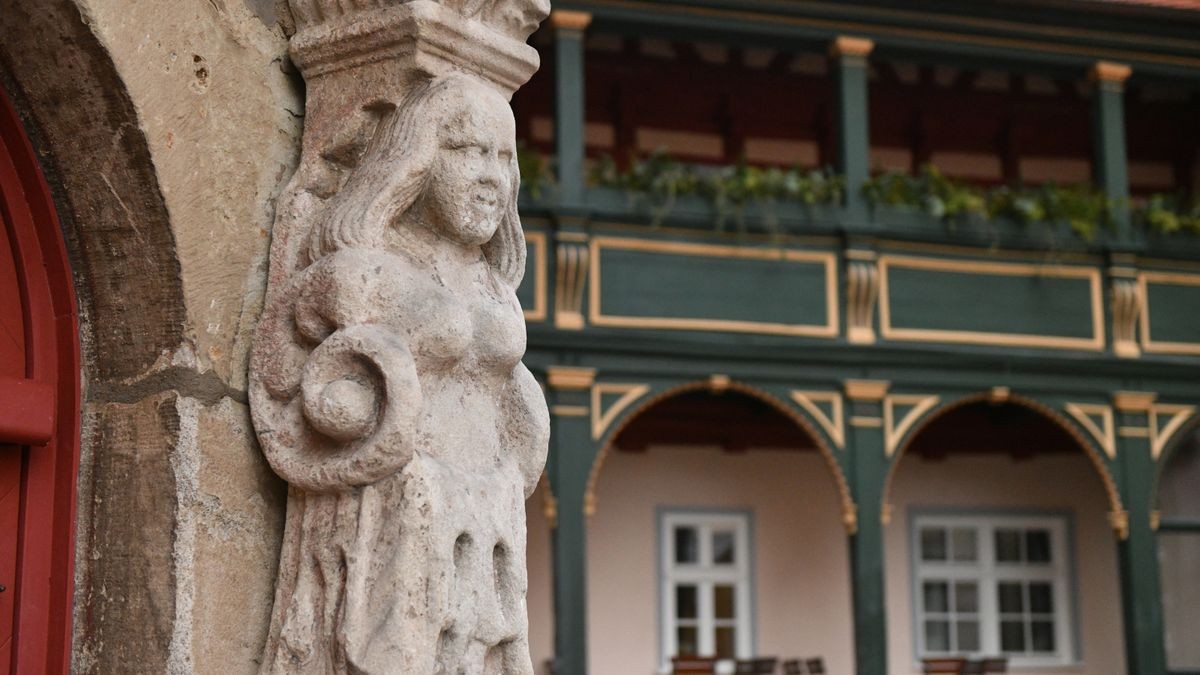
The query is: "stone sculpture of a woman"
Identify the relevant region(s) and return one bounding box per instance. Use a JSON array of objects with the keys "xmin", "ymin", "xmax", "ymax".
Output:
[{"xmin": 249, "ymin": 68, "xmax": 549, "ymax": 673}]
